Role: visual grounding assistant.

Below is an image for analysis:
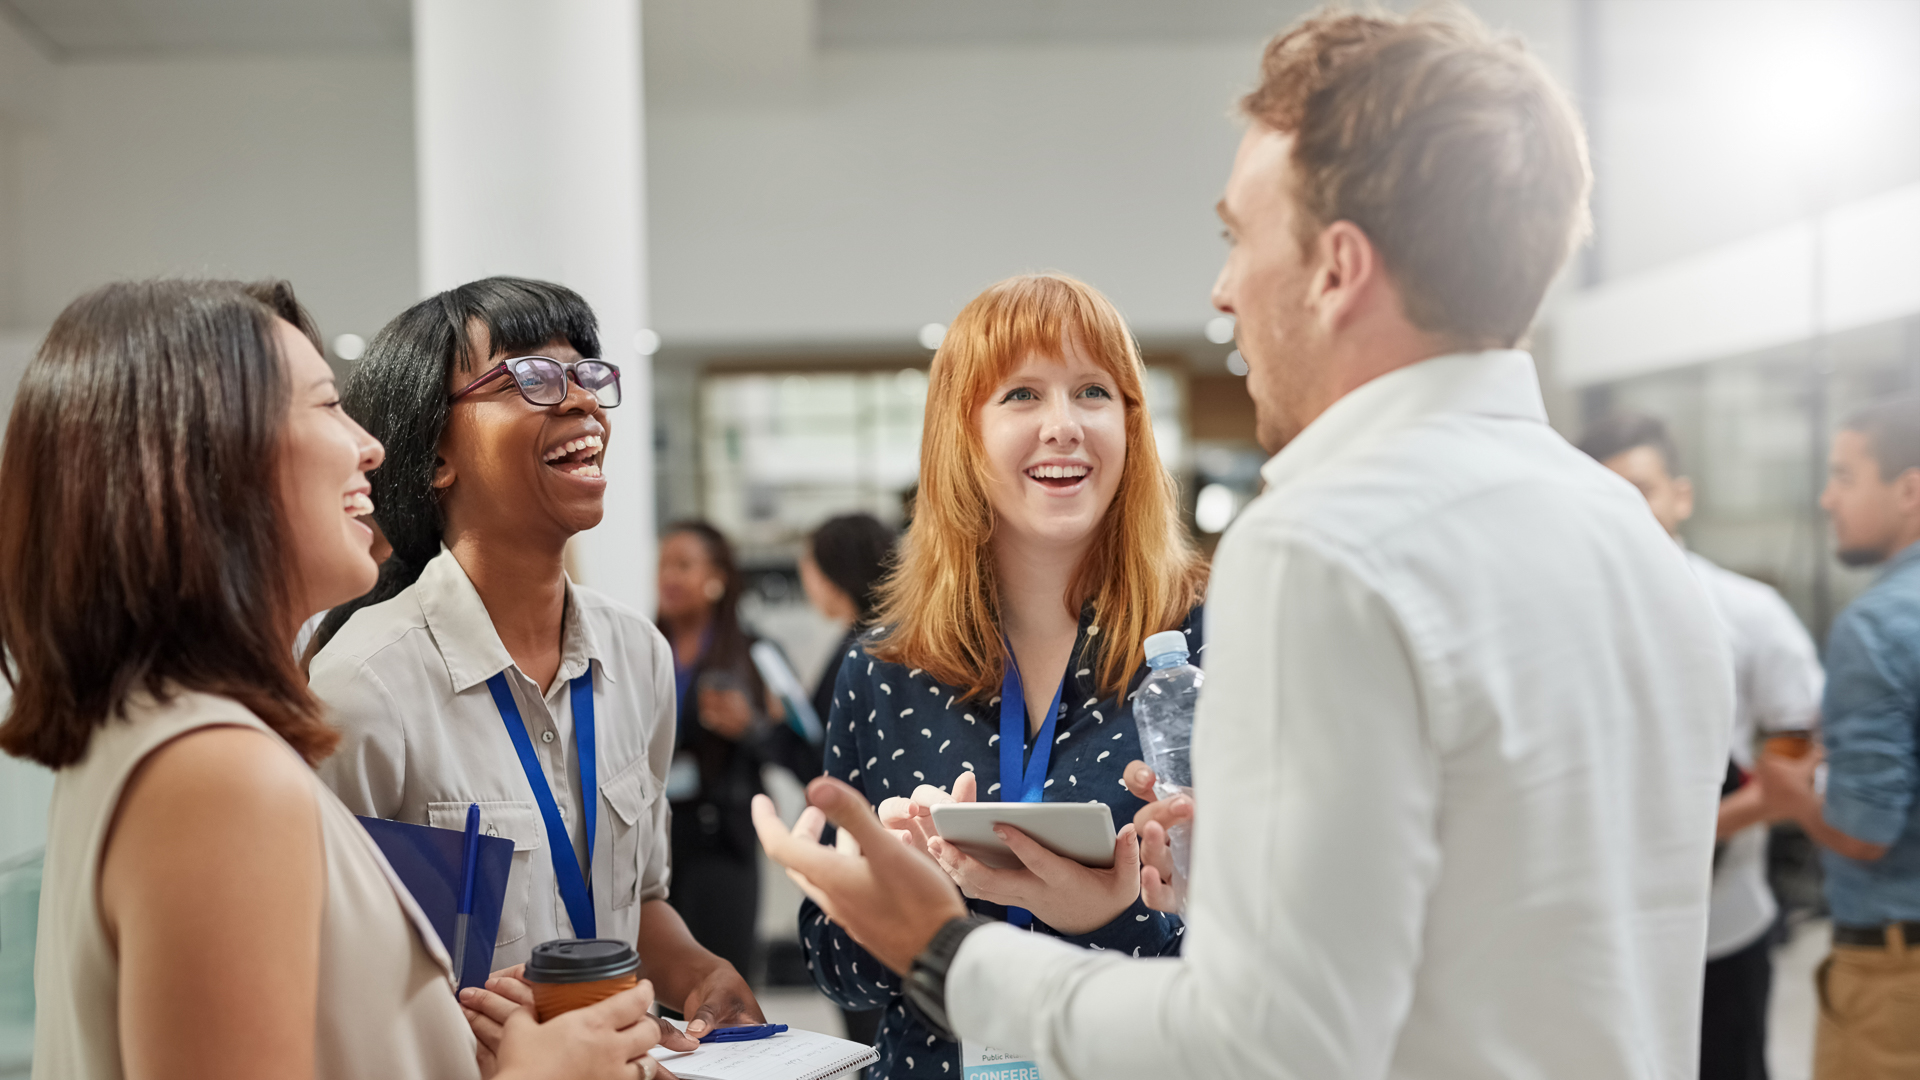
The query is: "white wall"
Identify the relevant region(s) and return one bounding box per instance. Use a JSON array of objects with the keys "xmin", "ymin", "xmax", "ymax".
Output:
[
  {"xmin": 7, "ymin": 46, "xmax": 416, "ymax": 350},
  {"xmin": 643, "ymin": 0, "xmax": 1577, "ymax": 348},
  {"xmin": 1589, "ymin": 0, "xmax": 1920, "ymax": 282}
]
